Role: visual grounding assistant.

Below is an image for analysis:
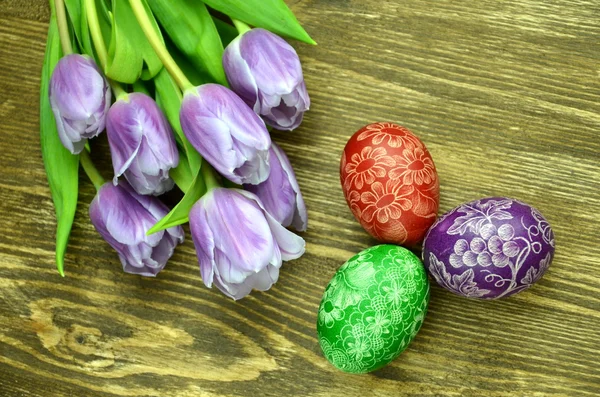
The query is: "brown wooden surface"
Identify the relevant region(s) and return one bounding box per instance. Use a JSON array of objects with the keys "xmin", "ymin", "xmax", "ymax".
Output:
[{"xmin": 1, "ymin": 1, "xmax": 599, "ymax": 396}]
